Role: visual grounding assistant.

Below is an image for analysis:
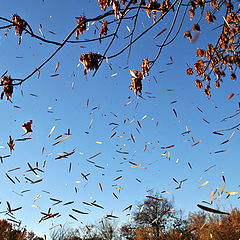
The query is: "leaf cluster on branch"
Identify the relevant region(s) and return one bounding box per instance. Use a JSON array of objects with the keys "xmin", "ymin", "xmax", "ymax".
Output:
[{"xmin": 0, "ymin": 0, "xmax": 239, "ymax": 99}]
